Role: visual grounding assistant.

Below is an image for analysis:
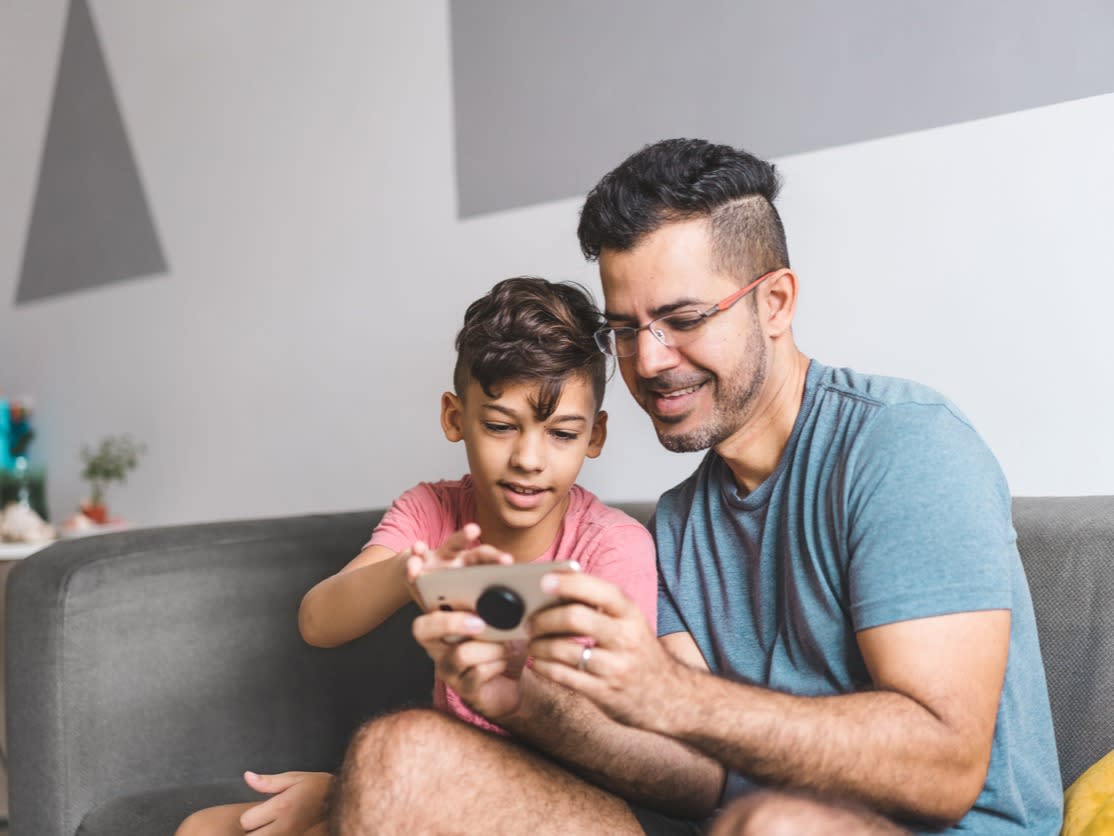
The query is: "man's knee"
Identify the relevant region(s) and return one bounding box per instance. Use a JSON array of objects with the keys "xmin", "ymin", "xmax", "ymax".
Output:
[
  {"xmin": 330, "ymin": 708, "xmax": 476, "ymax": 835},
  {"xmin": 343, "ymin": 708, "xmax": 466, "ymax": 783}
]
